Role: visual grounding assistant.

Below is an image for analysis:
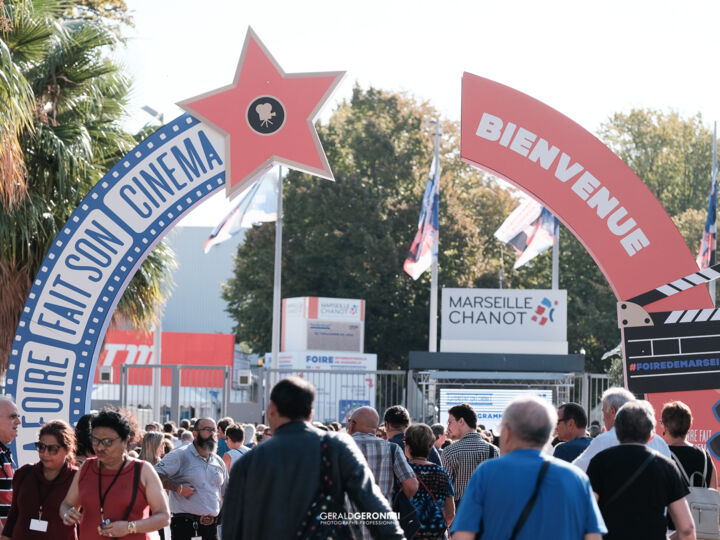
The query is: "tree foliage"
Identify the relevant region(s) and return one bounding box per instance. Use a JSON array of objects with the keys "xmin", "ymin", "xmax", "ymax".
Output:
[
  {"xmin": 0, "ymin": 0, "xmax": 172, "ymax": 372},
  {"xmin": 223, "ymin": 86, "xmax": 515, "ymax": 368}
]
